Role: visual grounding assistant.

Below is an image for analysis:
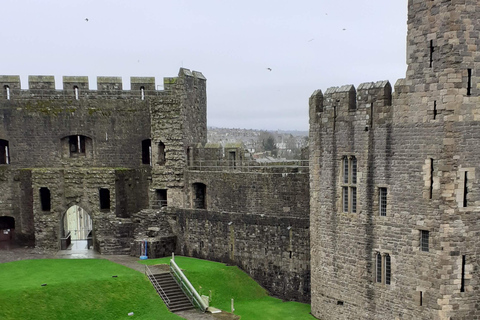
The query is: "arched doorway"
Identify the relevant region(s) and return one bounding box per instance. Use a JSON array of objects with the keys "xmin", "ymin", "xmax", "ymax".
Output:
[
  {"xmin": 0, "ymin": 216, "xmax": 15, "ymax": 242},
  {"xmin": 61, "ymin": 205, "xmax": 93, "ymax": 250}
]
